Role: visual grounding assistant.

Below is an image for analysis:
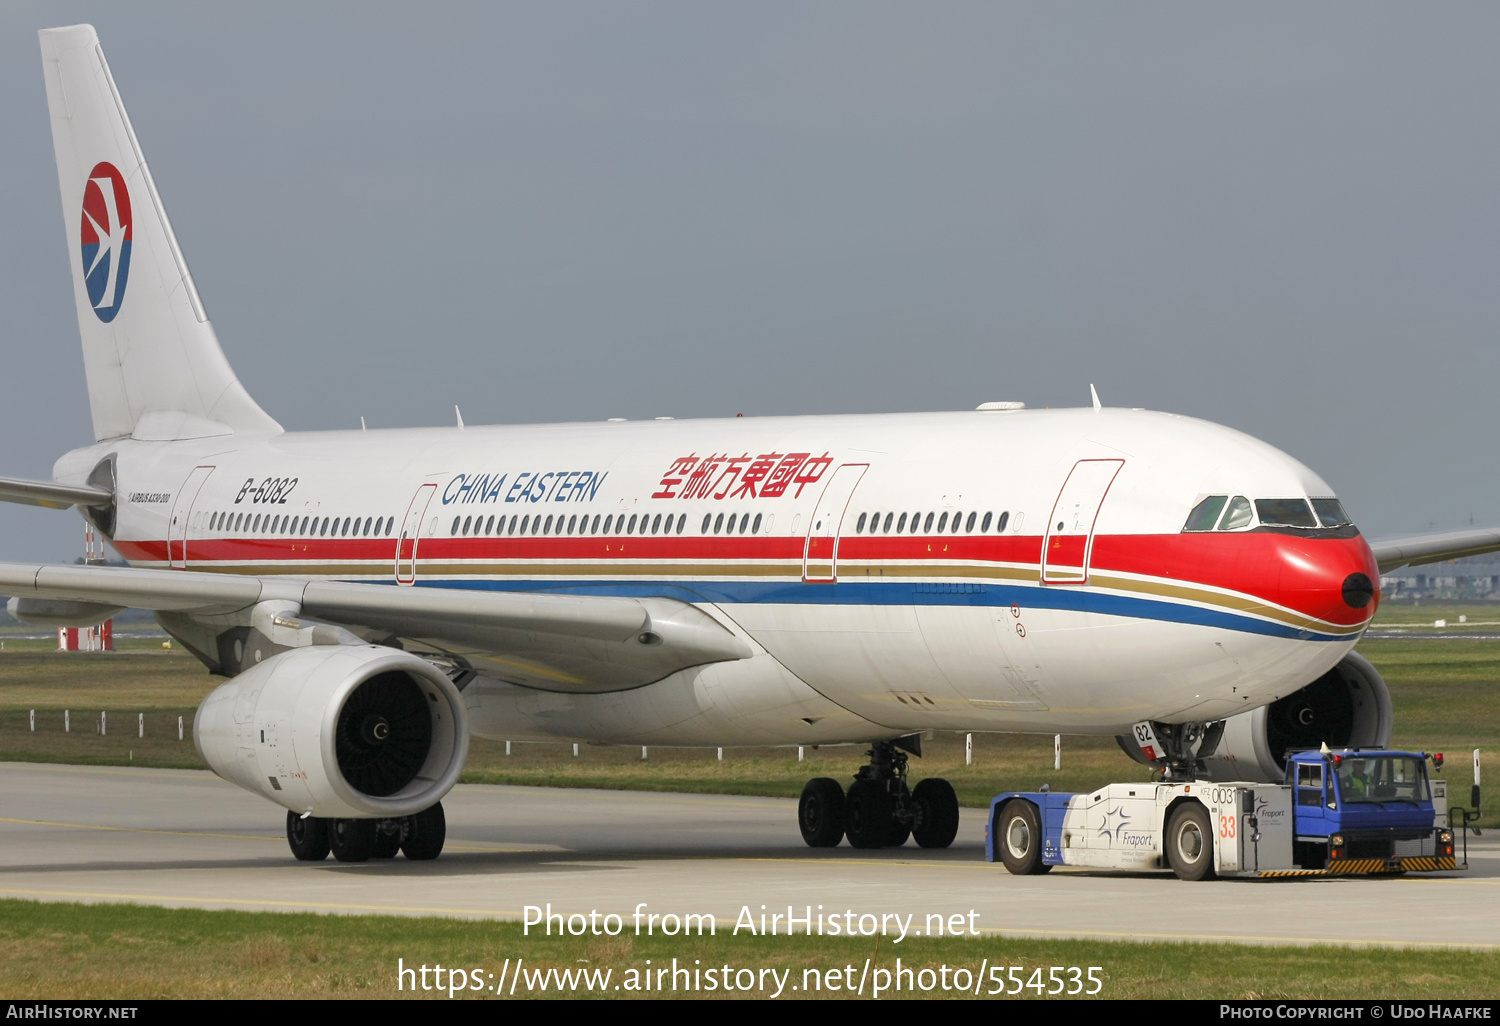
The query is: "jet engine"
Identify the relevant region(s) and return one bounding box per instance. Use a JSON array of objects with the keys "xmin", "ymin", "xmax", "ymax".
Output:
[
  {"xmin": 195, "ymin": 644, "xmax": 468, "ymax": 819},
  {"xmin": 1196, "ymin": 651, "xmax": 1393, "ymax": 782}
]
